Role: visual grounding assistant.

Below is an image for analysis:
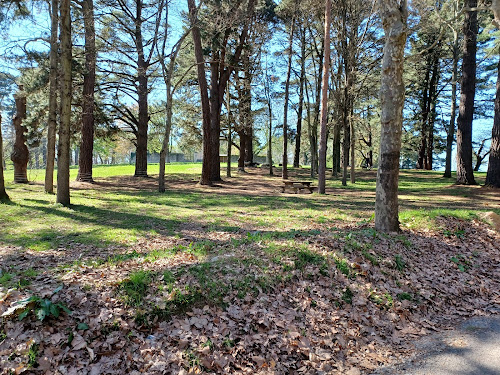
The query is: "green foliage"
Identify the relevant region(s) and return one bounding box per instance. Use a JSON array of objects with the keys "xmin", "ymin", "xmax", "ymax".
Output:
[
  {"xmin": 341, "ymin": 287, "xmax": 354, "ymax": 305},
  {"xmin": 120, "ymin": 271, "xmax": 151, "ymax": 306},
  {"xmin": 17, "ymin": 290, "xmax": 71, "ymax": 322},
  {"xmin": 396, "ymin": 292, "xmax": 413, "ymax": 301},
  {"xmin": 27, "ymin": 342, "xmax": 39, "ymax": 368},
  {"xmin": 334, "ymin": 256, "xmax": 351, "ymax": 277},
  {"xmin": 394, "ymin": 254, "xmax": 406, "ymax": 272},
  {"xmin": 450, "ymin": 254, "xmax": 472, "ymax": 272}
]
